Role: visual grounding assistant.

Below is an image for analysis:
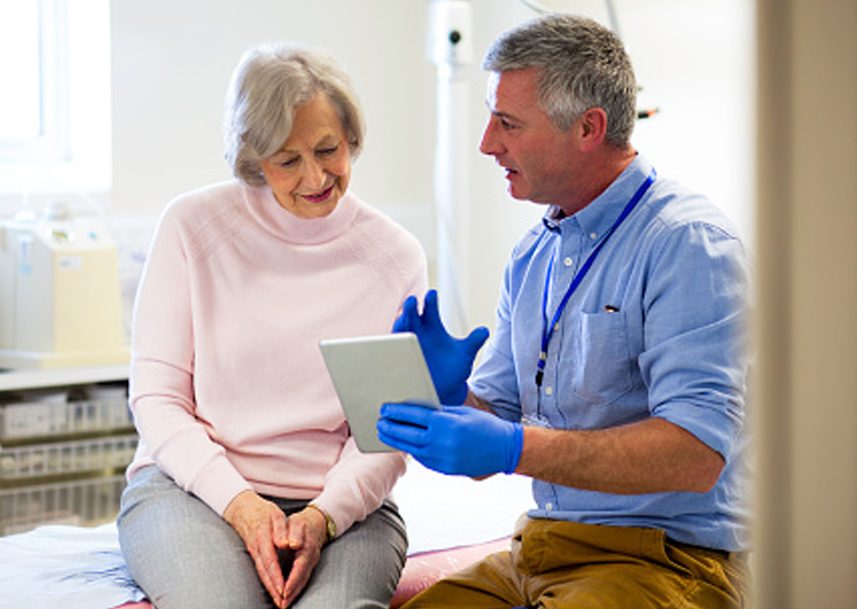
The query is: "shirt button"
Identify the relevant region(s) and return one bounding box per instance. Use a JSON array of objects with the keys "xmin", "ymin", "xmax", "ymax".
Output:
[
  {"xmin": 545, "ymin": 502, "xmax": 554, "ymax": 511},
  {"xmin": 544, "ymin": 386, "xmax": 553, "ymax": 396},
  {"xmin": 563, "ymin": 256, "xmax": 573, "ymax": 267},
  {"xmin": 589, "ymin": 232, "xmax": 598, "ymax": 240}
]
